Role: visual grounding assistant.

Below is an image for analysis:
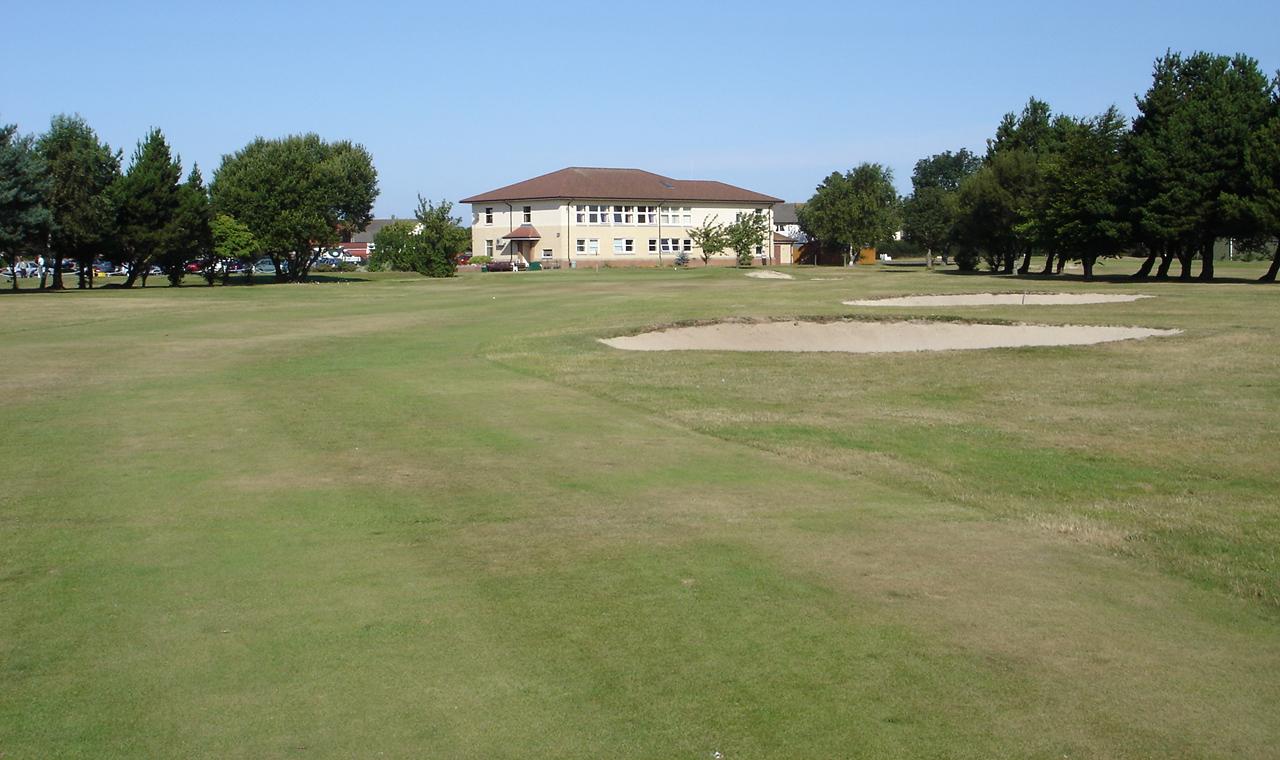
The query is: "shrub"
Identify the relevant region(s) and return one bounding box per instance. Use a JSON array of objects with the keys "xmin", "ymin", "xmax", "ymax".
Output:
[{"xmin": 469, "ymin": 255, "xmax": 492, "ymax": 265}]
